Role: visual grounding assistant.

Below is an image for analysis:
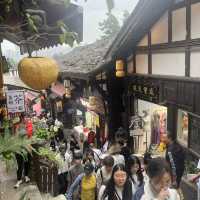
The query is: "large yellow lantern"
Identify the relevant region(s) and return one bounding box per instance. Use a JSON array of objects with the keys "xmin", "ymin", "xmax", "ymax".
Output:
[
  {"xmin": 18, "ymin": 57, "xmax": 59, "ymax": 90},
  {"xmin": 116, "ymin": 59, "xmax": 125, "ymax": 77}
]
